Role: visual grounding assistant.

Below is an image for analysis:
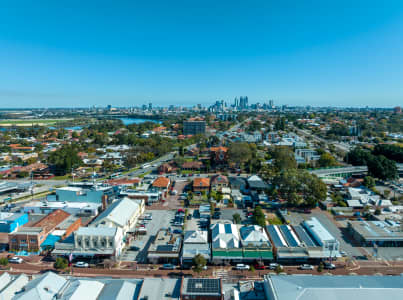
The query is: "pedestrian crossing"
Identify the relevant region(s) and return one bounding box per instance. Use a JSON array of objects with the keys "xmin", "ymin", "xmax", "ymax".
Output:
[{"xmin": 214, "ymin": 269, "xmax": 230, "ymax": 280}]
